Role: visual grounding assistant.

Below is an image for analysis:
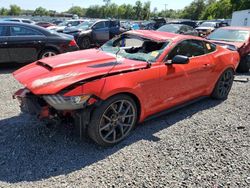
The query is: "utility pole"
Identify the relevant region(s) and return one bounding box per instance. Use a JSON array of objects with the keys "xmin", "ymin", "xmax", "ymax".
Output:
[{"xmin": 164, "ymin": 4, "xmax": 168, "ymax": 18}]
